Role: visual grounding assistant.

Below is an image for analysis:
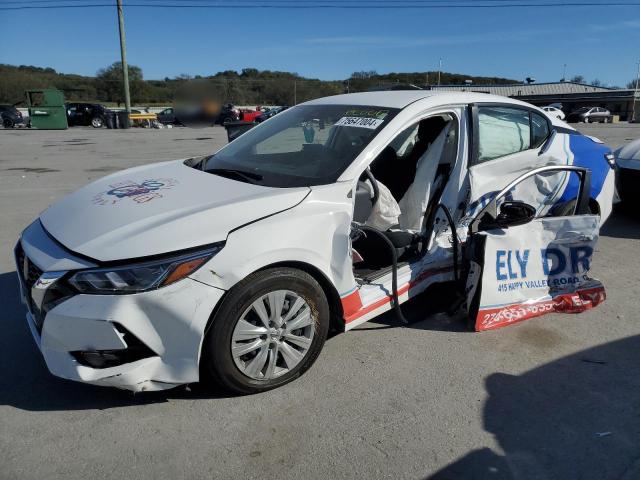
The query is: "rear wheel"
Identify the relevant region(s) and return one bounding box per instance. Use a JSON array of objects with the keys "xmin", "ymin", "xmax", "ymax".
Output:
[
  {"xmin": 2, "ymin": 117, "xmax": 13, "ymax": 128},
  {"xmin": 91, "ymin": 116, "xmax": 103, "ymax": 128},
  {"xmin": 202, "ymin": 267, "xmax": 330, "ymax": 394}
]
